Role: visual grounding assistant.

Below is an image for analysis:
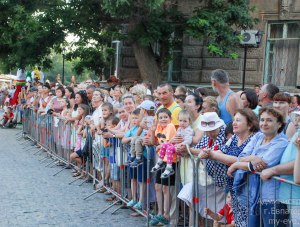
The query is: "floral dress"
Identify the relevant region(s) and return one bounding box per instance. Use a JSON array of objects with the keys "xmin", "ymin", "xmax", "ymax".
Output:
[{"xmin": 221, "ymin": 134, "xmax": 255, "ymax": 227}]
